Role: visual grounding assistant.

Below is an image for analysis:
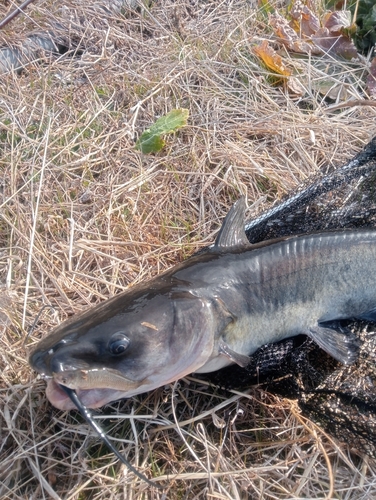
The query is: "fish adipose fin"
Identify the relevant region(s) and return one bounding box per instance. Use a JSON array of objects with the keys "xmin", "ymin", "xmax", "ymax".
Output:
[
  {"xmin": 219, "ymin": 339, "xmax": 250, "ymax": 367},
  {"xmin": 307, "ymin": 325, "xmax": 359, "ymax": 365},
  {"xmin": 214, "ymin": 197, "xmax": 250, "ymax": 250}
]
